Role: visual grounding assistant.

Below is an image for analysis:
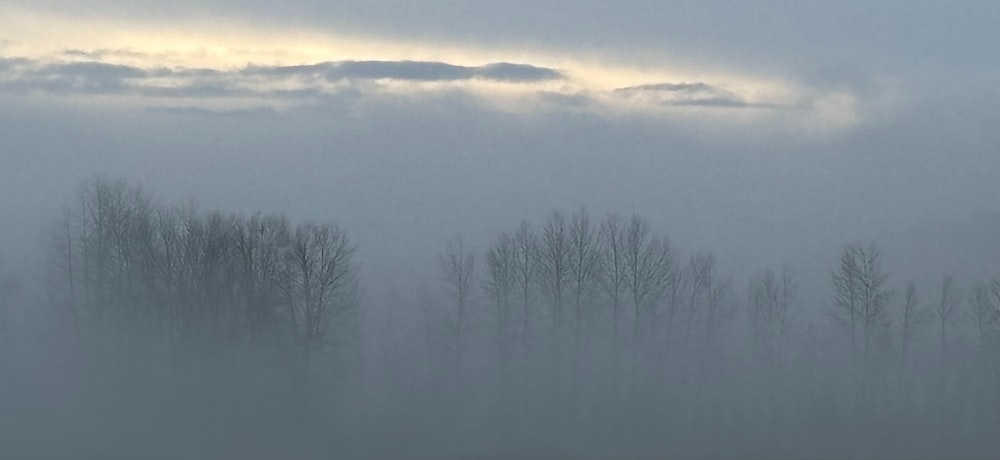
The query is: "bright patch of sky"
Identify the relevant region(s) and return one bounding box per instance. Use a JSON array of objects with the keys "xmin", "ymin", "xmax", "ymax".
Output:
[{"xmin": 0, "ymin": 7, "xmax": 887, "ymax": 136}]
